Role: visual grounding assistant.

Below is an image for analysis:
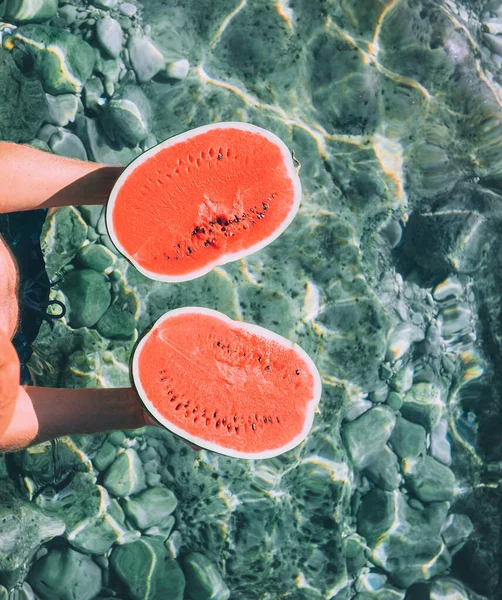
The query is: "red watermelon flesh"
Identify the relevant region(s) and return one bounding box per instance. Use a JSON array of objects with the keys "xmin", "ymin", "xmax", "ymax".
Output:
[
  {"xmin": 131, "ymin": 307, "xmax": 322, "ymax": 459},
  {"xmin": 106, "ymin": 122, "xmax": 301, "ymax": 282}
]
